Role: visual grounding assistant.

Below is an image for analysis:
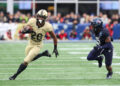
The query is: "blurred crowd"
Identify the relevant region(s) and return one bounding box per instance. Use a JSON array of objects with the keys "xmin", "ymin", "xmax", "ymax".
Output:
[
  {"xmin": 0, "ymin": 11, "xmax": 119, "ymax": 24},
  {"xmin": 0, "ymin": 11, "xmax": 119, "ymax": 40}
]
